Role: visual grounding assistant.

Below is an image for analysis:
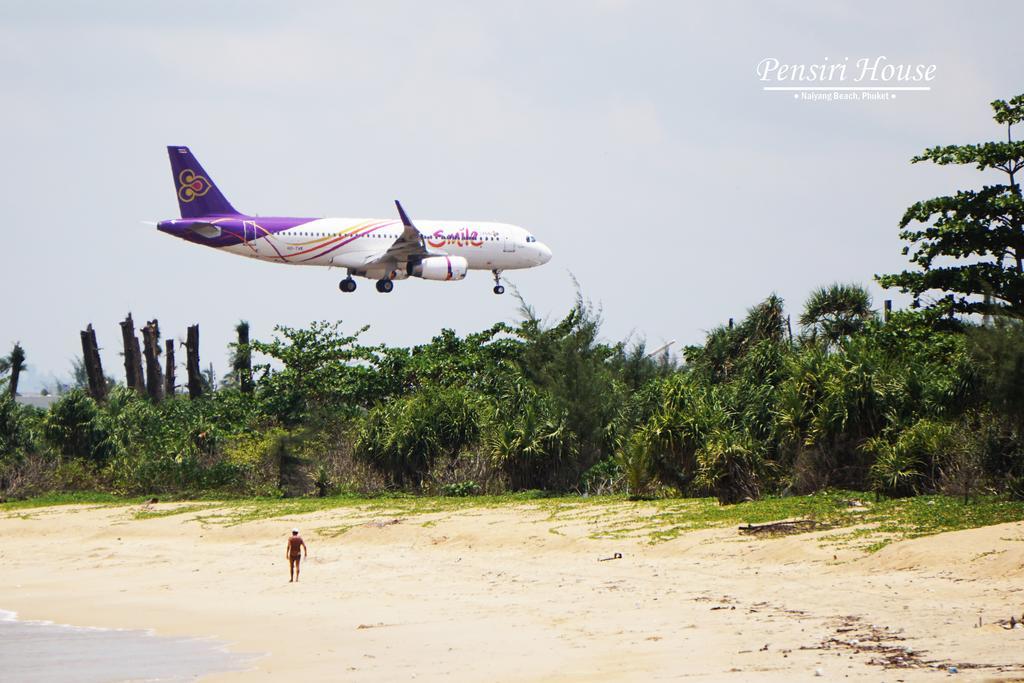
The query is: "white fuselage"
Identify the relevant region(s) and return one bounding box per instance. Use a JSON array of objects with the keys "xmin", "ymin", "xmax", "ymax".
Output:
[{"xmin": 218, "ymin": 217, "xmax": 551, "ymax": 277}]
